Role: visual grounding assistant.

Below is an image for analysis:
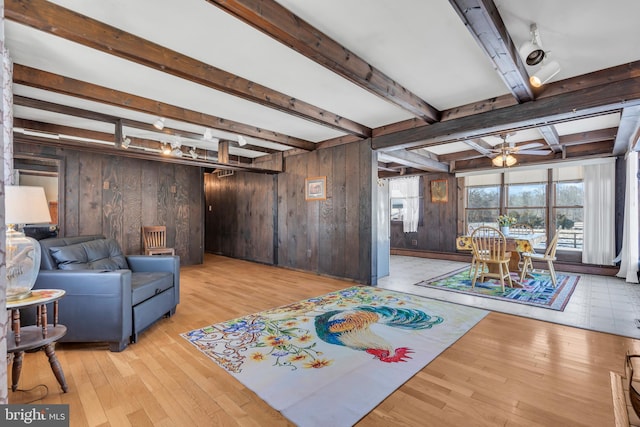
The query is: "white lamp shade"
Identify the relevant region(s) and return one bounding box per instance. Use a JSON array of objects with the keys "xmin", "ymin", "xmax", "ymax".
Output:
[{"xmin": 6, "ymin": 185, "xmax": 52, "ymax": 225}]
